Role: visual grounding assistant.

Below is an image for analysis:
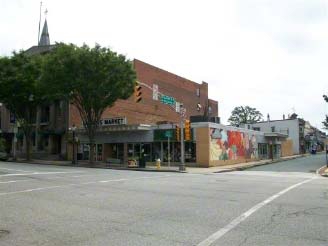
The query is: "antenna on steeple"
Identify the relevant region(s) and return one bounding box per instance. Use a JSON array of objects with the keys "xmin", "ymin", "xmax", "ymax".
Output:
[{"xmin": 38, "ymin": 2, "xmax": 43, "ymax": 45}]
